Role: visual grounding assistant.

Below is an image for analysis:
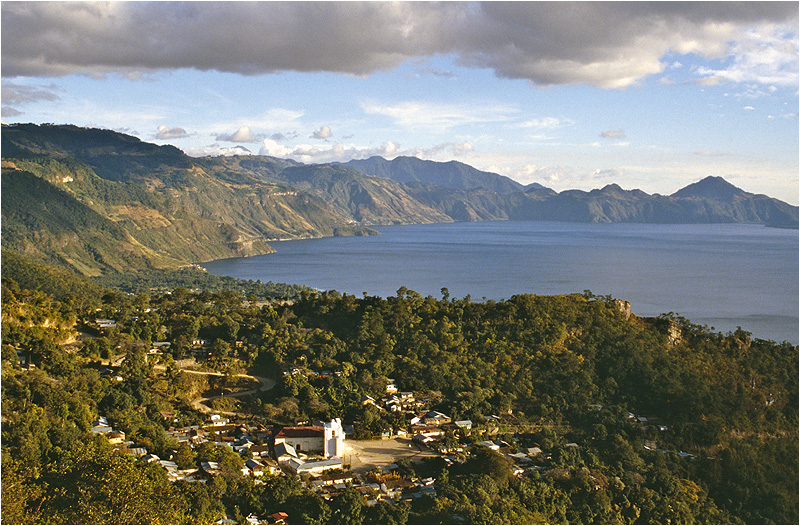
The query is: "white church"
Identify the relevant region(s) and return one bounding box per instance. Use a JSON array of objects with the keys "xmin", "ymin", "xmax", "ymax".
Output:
[{"xmin": 273, "ymin": 418, "xmax": 344, "ymax": 459}]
